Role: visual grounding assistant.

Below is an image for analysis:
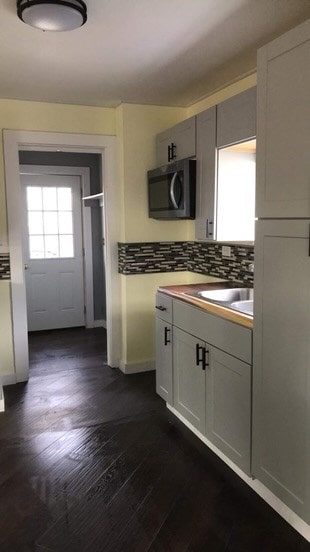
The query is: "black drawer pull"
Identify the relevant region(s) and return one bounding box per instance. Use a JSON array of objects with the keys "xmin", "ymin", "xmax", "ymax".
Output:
[
  {"xmin": 156, "ymin": 305, "xmax": 167, "ymax": 311},
  {"xmin": 164, "ymin": 327, "xmax": 171, "ymax": 346}
]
